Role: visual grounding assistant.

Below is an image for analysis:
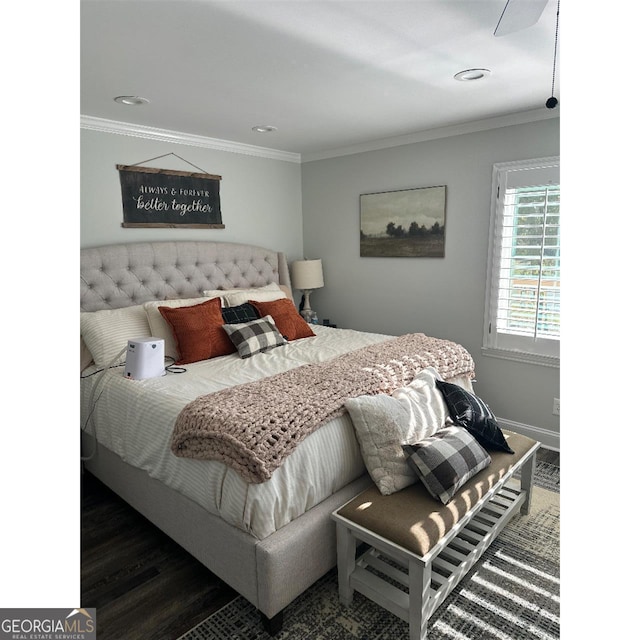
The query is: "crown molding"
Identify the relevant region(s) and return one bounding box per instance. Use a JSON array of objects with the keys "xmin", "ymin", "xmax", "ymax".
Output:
[
  {"xmin": 80, "ymin": 115, "xmax": 301, "ymax": 164},
  {"xmin": 81, "ymin": 108, "xmax": 558, "ymax": 165},
  {"xmin": 301, "ymin": 108, "xmax": 560, "ymax": 163}
]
